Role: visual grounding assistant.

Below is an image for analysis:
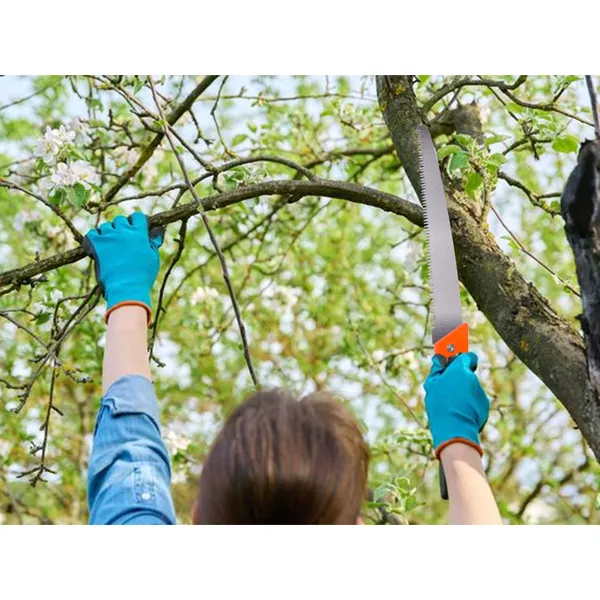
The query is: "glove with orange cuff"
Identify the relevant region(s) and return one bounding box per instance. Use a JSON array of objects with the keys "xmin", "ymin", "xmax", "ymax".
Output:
[
  {"xmin": 423, "ymin": 352, "xmax": 490, "ymax": 459},
  {"xmin": 83, "ymin": 212, "xmax": 165, "ymax": 324}
]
